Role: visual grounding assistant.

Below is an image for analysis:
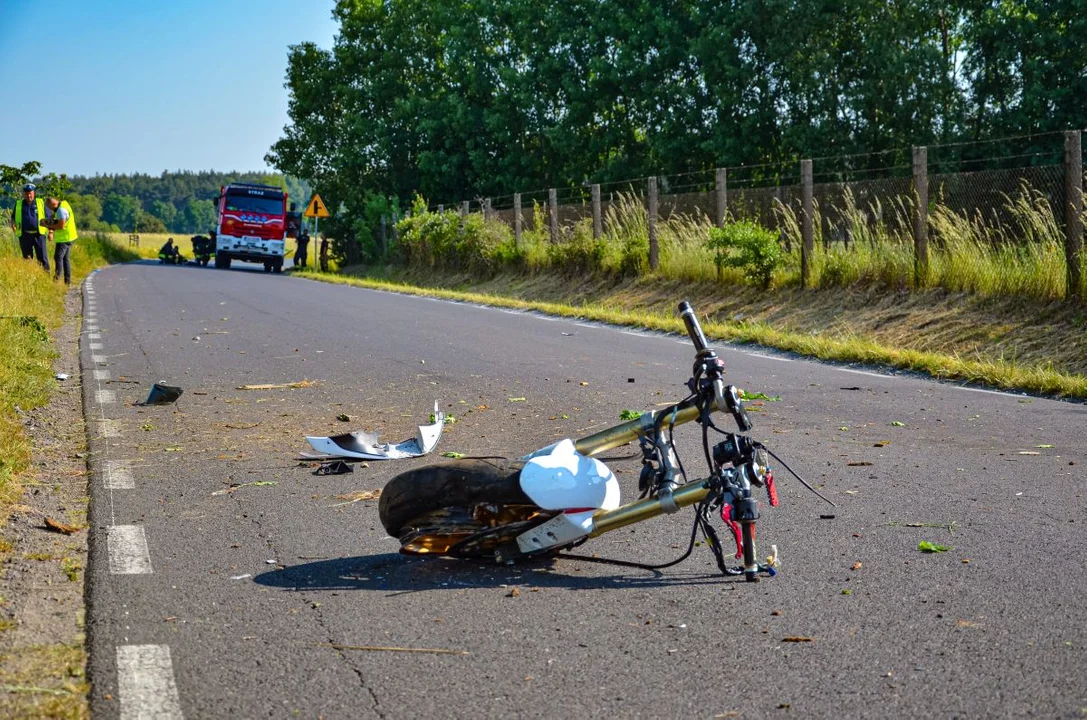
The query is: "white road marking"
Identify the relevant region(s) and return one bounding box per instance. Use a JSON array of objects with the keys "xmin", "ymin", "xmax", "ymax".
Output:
[
  {"xmin": 88, "ymin": 332, "xmax": 102, "ymax": 340},
  {"xmin": 87, "ymin": 324, "xmax": 99, "ymax": 332},
  {"xmin": 86, "ymin": 310, "xmax": 97, "ymax": 317},
  {"xmin": 96, "ymin": 390, "xmax": 116, "ymax": 404},
  {"xmin": 107, "ymin": 525, "xmax": 152, "ymax": 574},
  {"xmin": 90, "ymin": 342, "xmax": 104, "ymax": 350},
  {"xmin": 94, "ymin": 368, "xmax": 111, "ymax": 381},
  {"xmin": 742, "ymin": 352, "xmax": 793, "ymax": 363},
  {"xmin": 575, "ymin": 323, "xmax": 599, "ymax": 330},
  {"xmin": 99, "ymin": 419, "xmax": 121, "ymax": 438},
  {"xmin": 116, "ymin": 645, "xmax": 183, "ymax": 720},
  {"xmin": 105, "ymin": 460, "xmax": 135, "ymax": 489},
  {"xmin": 92, "ymin": 355, "xmax": 107, "ymax": 364}
]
